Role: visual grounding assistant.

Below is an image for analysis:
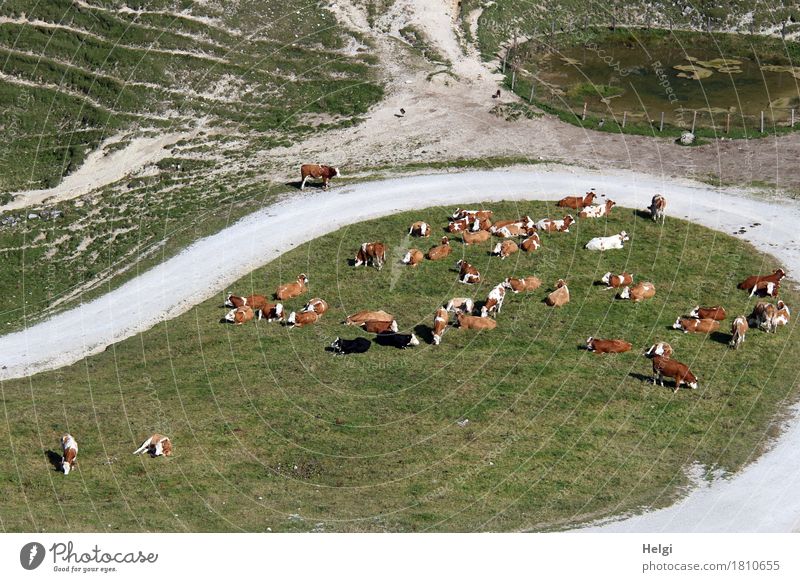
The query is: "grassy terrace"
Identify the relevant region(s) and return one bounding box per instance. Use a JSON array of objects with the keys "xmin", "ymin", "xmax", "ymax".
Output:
[{"xmin": 1, "ymin": 201, "xmax": 796, "ymax": 532}]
